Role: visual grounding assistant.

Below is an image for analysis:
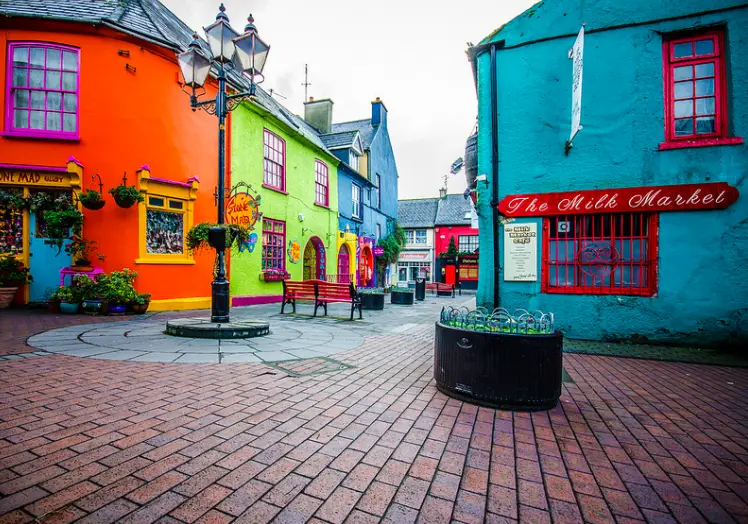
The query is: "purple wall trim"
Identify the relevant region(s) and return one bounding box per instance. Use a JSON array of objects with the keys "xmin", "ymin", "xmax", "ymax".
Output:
[
  {"xmin": 0, "ymin": 162, "xmax": 68, "ymax": 172},
  {"xmin": 67, "ymin": 156, "xmax": 83, "ymax": 167},
  {"xmin": 187, "ymin": 175, "xmax": 200, "ymax": 183},
  {"xmin": 137, "ymin": 164, "xmax": 151, "ymax": 172},
  {"xmin": 232, "ymin": 294, "xmax": 283, "ymax": 307},
  {"xmin": 148, "ymin": 176, "xmax": 193, "ymax": 188}
]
